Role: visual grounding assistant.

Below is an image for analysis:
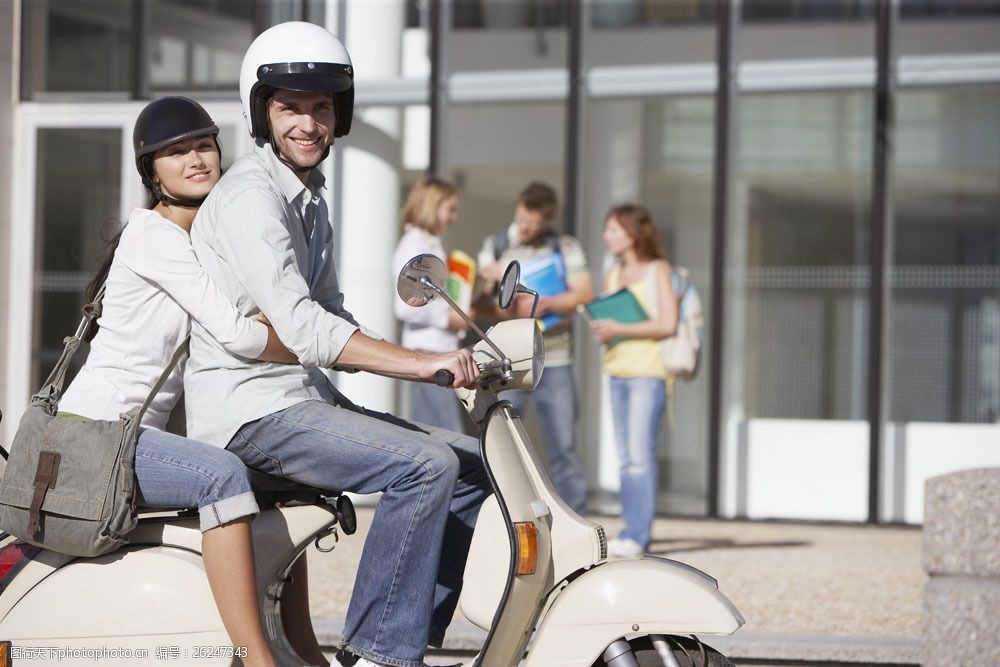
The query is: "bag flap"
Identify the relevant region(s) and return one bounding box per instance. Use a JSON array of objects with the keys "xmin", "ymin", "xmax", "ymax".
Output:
[{"xmin": 0, "ymin": 415, "xmax": 131, "ymax": 521}]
